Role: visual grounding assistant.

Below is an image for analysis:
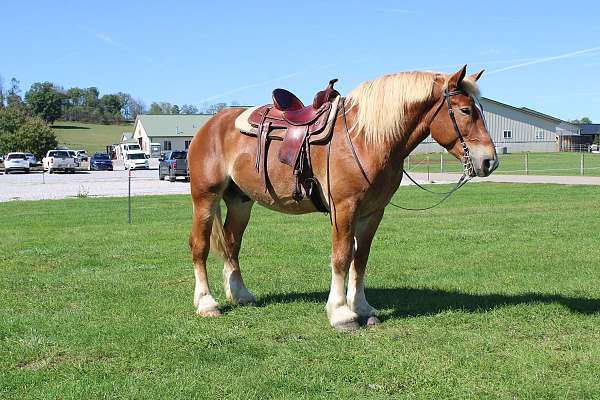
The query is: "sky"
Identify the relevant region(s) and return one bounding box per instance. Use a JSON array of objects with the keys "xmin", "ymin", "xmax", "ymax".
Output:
[{"xmin": 2, "ymin": 0, "xmax": 600, "ymax": 121}]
